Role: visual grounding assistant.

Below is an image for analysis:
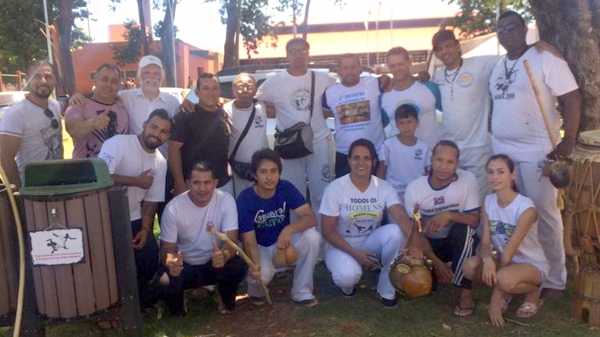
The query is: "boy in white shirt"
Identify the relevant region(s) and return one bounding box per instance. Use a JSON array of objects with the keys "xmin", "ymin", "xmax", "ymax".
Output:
[{"xmin": 377, "ymin": 104, "xmax": 430, "ymax": 202}]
